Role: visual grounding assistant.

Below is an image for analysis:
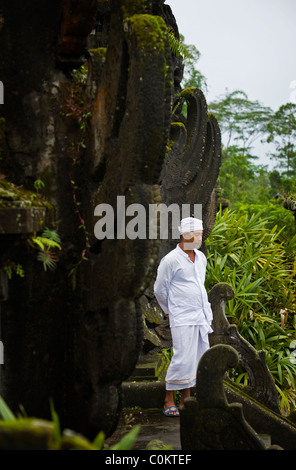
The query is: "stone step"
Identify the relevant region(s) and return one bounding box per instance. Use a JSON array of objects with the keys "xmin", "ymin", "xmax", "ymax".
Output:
[
  {"xmin": 121, "ymin": 380, "xmax": 165, "ymax": 409},
  {"xmin": 128, "ymin": 364, "xmax": 158, "ymax": 382},
  {"xmin": 121, "ymin": 382, "xmax": 282, "ymax": 448}
]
